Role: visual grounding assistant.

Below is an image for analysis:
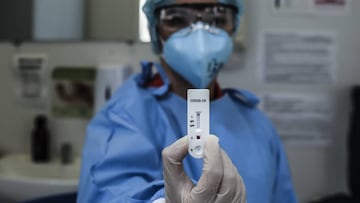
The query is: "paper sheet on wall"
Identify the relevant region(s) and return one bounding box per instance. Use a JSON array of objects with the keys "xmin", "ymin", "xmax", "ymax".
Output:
[
  {"xmin": 271, "ymin": 0, "xmax": 313, "ymax": 14},
  {"xmin": 261, "ymin": 93, "xmax": 335, "ymax": 146},
  {"xmin": 311, "ymin": 0, "xmax": 351, "ymax": 14},
  {"xmin": 258, "ymin": 31, "xmax": 337, "ymax": 84},
  {"xmin": 271, "ymin": 0, "xmax": 351, "ymax": 14},
  {"xmin": 12, "ymin": 54, "xmax": 48, "ymax": 108},
  {"xmin": 51, "ymin": 66, "xmax": 96, "ymax": 118}
]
